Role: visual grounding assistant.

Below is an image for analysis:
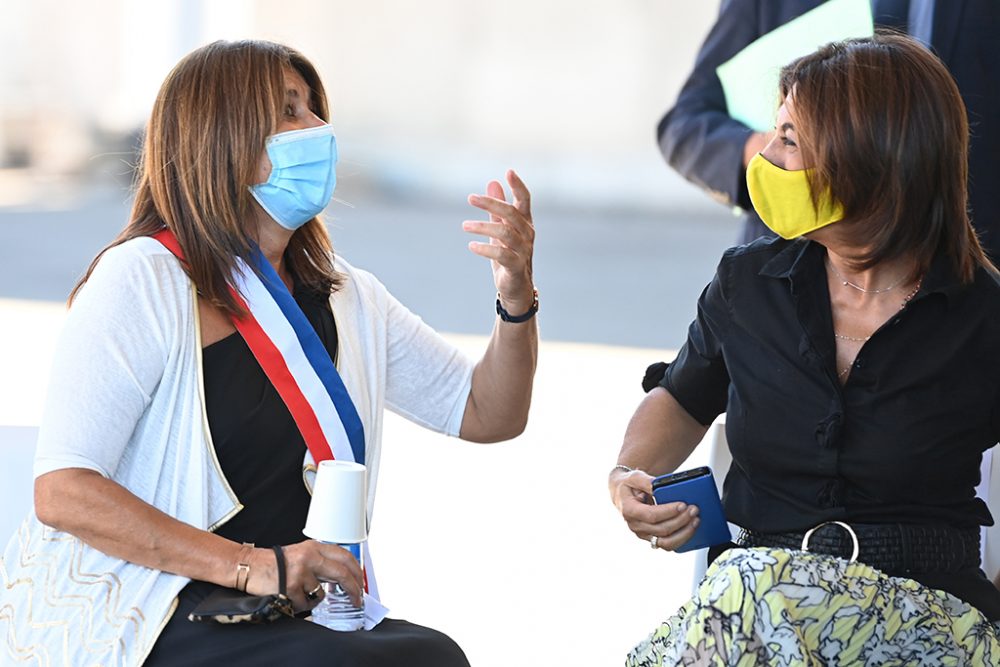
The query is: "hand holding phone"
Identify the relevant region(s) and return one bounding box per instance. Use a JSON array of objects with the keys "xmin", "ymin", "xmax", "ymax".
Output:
[{"xmin": 651, "ymin": 466, "xmax": 731, "ymax": 553}]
